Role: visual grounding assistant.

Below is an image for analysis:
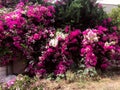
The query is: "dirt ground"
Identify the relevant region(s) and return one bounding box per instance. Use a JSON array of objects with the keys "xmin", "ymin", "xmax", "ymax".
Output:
[
  {"xmin": 36, "ymin": 77, "xmax": 120, "ymax": 90},
  {"xmin": 31, "ymin": 68, "xmax": 120, "ymax": 90}
]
